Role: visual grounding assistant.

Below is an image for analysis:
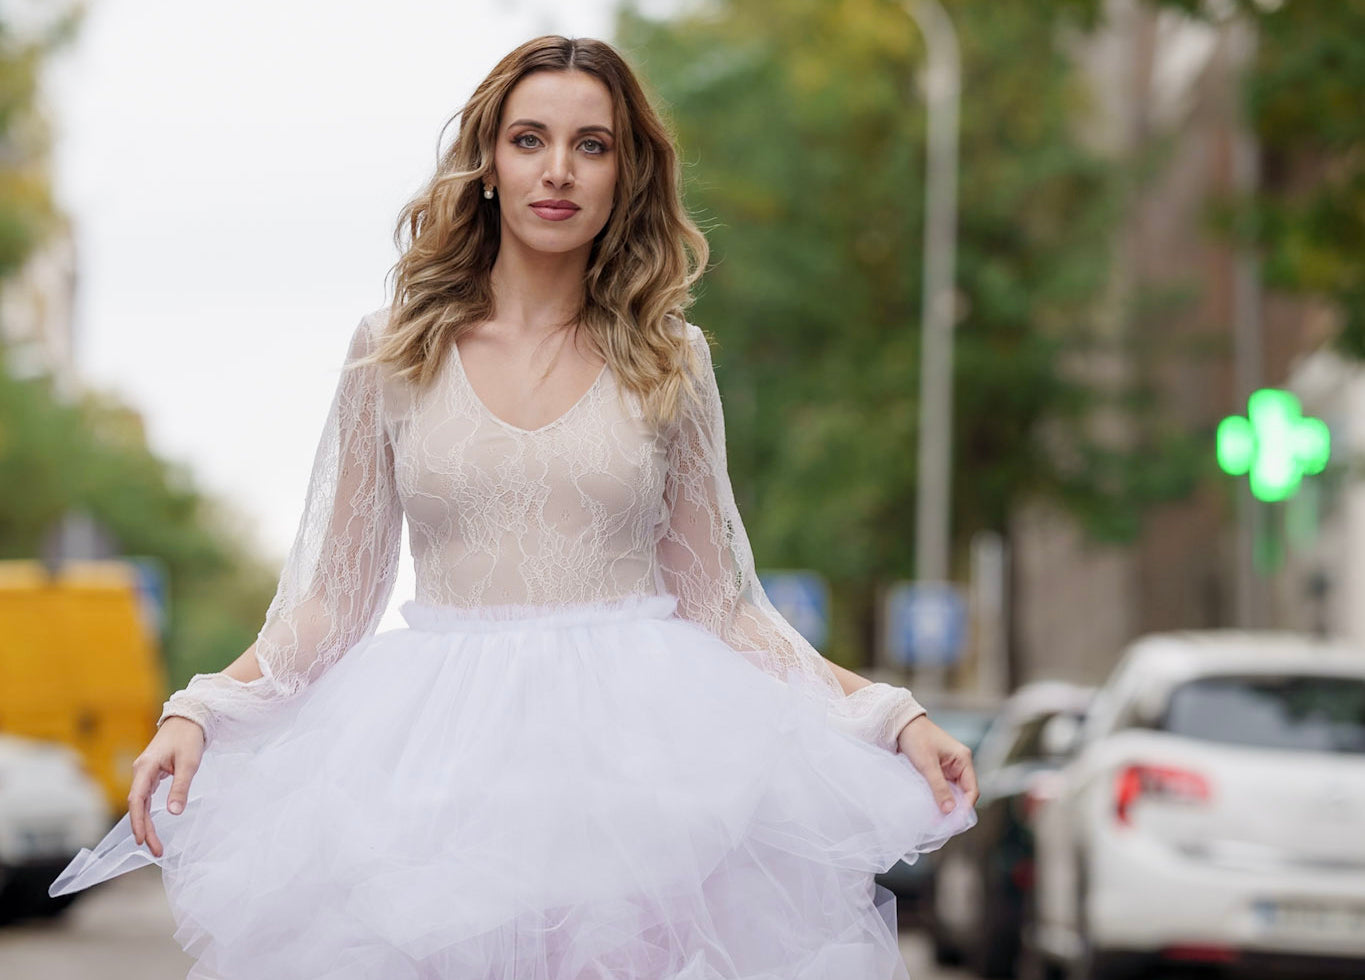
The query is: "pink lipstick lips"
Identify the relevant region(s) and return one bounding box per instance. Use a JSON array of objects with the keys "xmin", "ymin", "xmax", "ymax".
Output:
[{"xmin": 530, "ymin": 199, "xmax": 580, "ymax": 221}]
